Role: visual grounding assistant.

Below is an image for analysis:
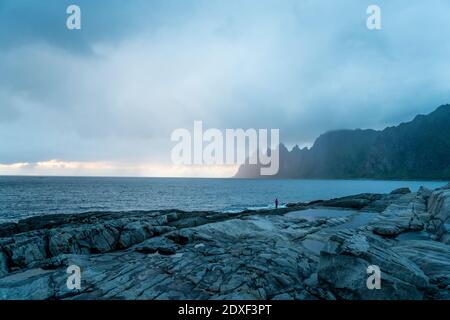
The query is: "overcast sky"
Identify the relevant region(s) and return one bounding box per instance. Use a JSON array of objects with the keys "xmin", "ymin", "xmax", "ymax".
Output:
[{"xmin": 1, "ymin": 0, "xmax": 450, "ymax": 177}]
